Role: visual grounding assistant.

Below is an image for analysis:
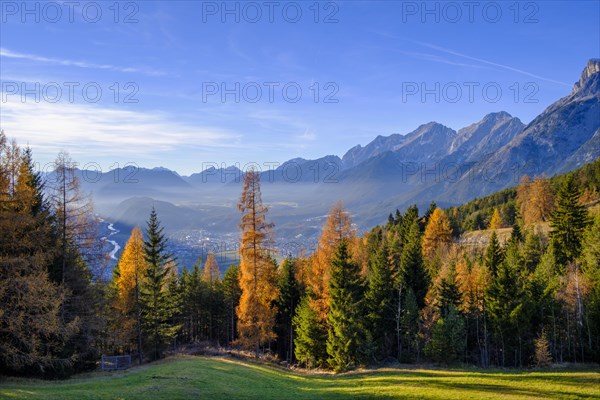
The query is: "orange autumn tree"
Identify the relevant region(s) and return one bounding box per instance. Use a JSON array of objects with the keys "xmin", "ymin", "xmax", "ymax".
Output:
[
  {"xmin": 0, "ymin": 137, "xmax": 69, "ymax": 372},
  {"xmin": 115, "ymin": 226, "xmax": 147, "ymax": 363},
  {"xmin": 454, "ymin": 253, "xmax": 490, "ymax": 365},
  {"xmin": 203, "ymin": 253, "xmax": 221, "ymax": 283},
  {"xmin": 236, "ymin": 170, "xmax": 279, "ymax": 354},
  {"xmin": 489, "ymin": 208, "xmax": 503, "ymax": 230},
  {"xmin": 308, "ymin": 201, "xmax": 355, "ymax": 323},
  {"xmin": 422, "ymin": 207, "xmax": 453, "ymax": 265},
  {"xmin": 517, "ymin": 175, "xmax": 555, "ymax": 226}
]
